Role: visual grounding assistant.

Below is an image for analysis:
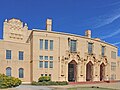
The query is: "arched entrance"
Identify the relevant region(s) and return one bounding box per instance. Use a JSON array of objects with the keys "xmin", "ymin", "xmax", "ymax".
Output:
[
  {"xmin": 86, "ymin": 61, "xmax": 93, "ymax": 81},
  {"xmin": 100, "ymin": 63, "xmax": 105, "ymax": 81},
  {"xmin": 68, "ymin": 60, "xmax": 77, "ymax": 82}
]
